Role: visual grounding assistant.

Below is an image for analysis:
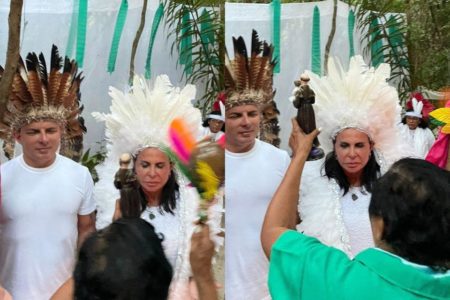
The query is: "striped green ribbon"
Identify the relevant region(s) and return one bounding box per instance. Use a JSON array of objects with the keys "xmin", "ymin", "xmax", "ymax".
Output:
[
  {"xmin": 180, "ymin": 7, "xmax": 192, "ymax": 75},
  {"xmin": 348, "ymin": 9, "xmax": 355, "ymax": 58},
  {"xmin": 200, "ymin": 9, "xmax": 214, "ymax": 47},
  {"xmin": 311, "ymin": 5, "xmax": 321, "ymax": 75},
  {"xmin": 76, "ymin": 0, "xmax": 88, "ymax": 68},
  {"xmin": 145, "ymin": 2, "xmax": 164, "ymax": 79},
  {"xmin": 107, "ymin": 0, "xmax": 128, "ymax": 73},
  {"xmin": 370, "ymin": 14, "xmax": 384, "ymax": 67},
  {"xmin": 387, "ymin": 15, "xmax": 408, "ymax": 68},
  {"xmin": 65, "ymin": 0, "xmax": 79, "ymax": 59},
  {"xmin": 271, "ymin": 0, "xmax": 281, "ymax": 73}
]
